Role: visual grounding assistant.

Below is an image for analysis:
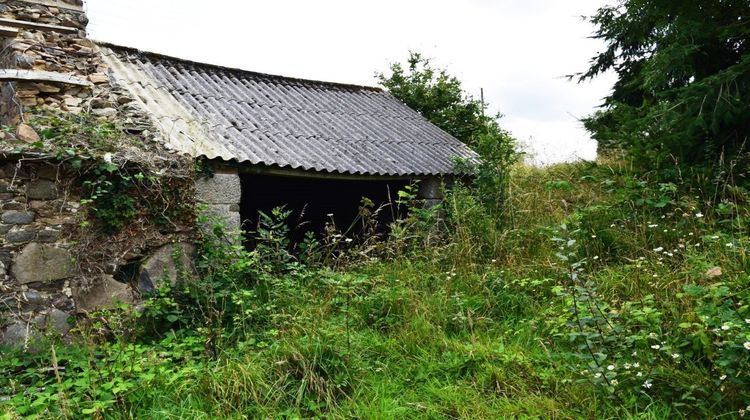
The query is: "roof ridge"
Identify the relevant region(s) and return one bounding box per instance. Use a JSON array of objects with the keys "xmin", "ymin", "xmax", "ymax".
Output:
[{"xmin": 96, "ymin": 41, "xmax": 384, "ymax": 93}]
